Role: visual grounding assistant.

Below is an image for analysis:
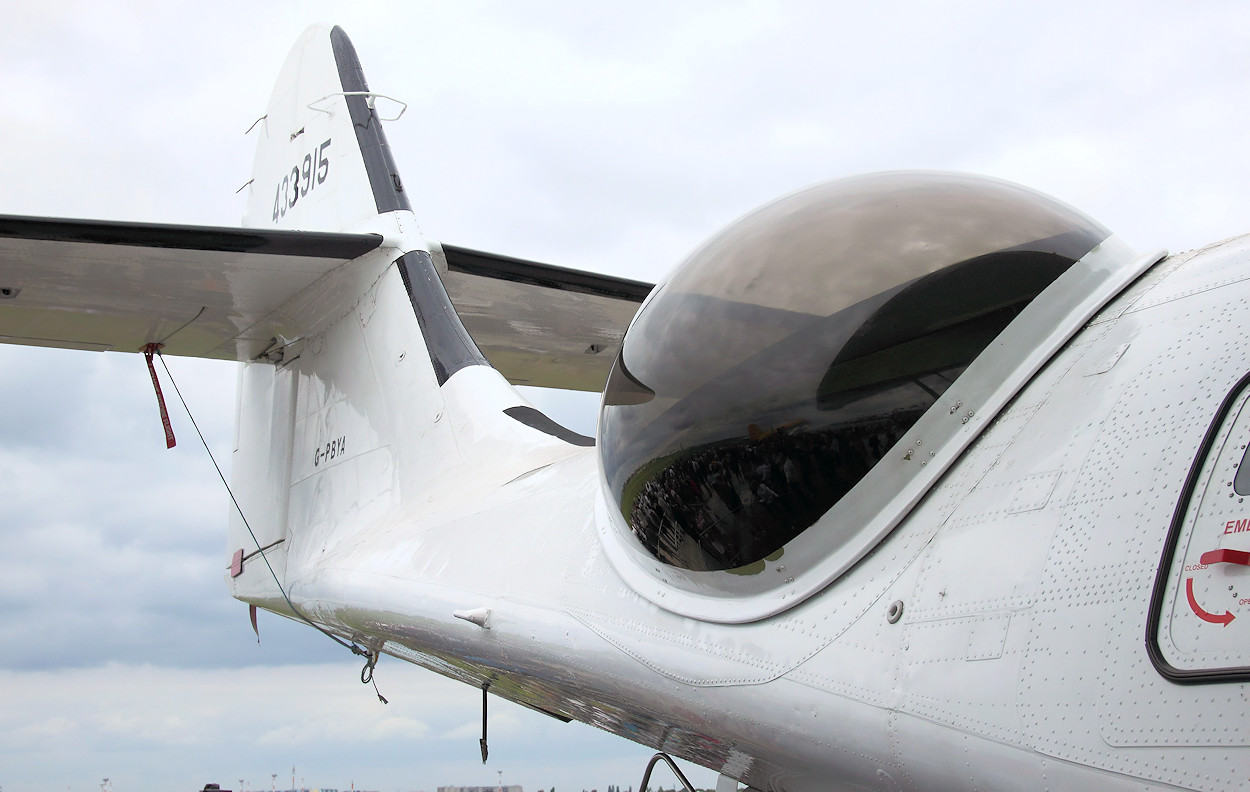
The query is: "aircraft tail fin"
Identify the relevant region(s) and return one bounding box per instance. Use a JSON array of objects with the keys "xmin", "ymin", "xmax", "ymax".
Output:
[
  {"xmin": 229, "ymin": 26, "xmax": 580, "ymax": 614},
  {"xmin": 0, "ymin": 23, "xmax": 640, "ymax": 620},
  {"xmin": 243, "ymin": 25, "xmax": 410, "ymax": 232}
]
